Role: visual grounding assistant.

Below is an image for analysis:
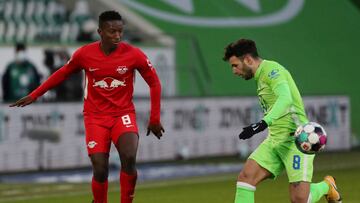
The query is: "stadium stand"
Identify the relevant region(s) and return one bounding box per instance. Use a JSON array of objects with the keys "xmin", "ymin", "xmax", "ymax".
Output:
[
  {"xmin": 0, "ymin": 0, "xmax": 167, "ymax": 45},
  {"xmin": 0, "ymin": 0, "xmax": 88, "ymax": 44},
  {"xmin": 0, "ymin": 1, "xmax": 359, "ymax": 202}
]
